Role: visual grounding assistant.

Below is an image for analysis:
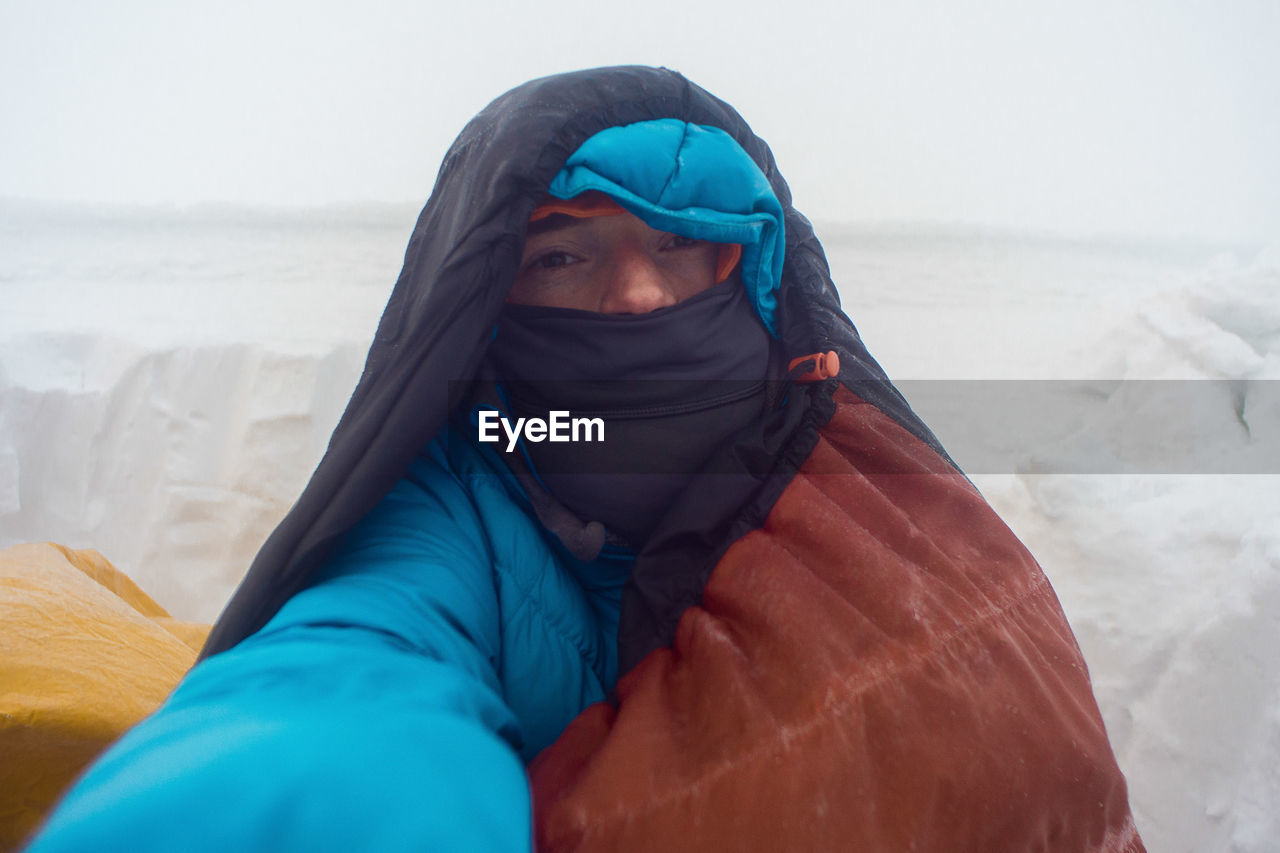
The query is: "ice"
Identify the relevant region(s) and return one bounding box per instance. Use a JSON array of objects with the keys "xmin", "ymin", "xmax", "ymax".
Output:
[{"xmin": 2, "ymin": 204, "xmax": 1278, "ymax": 851}]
